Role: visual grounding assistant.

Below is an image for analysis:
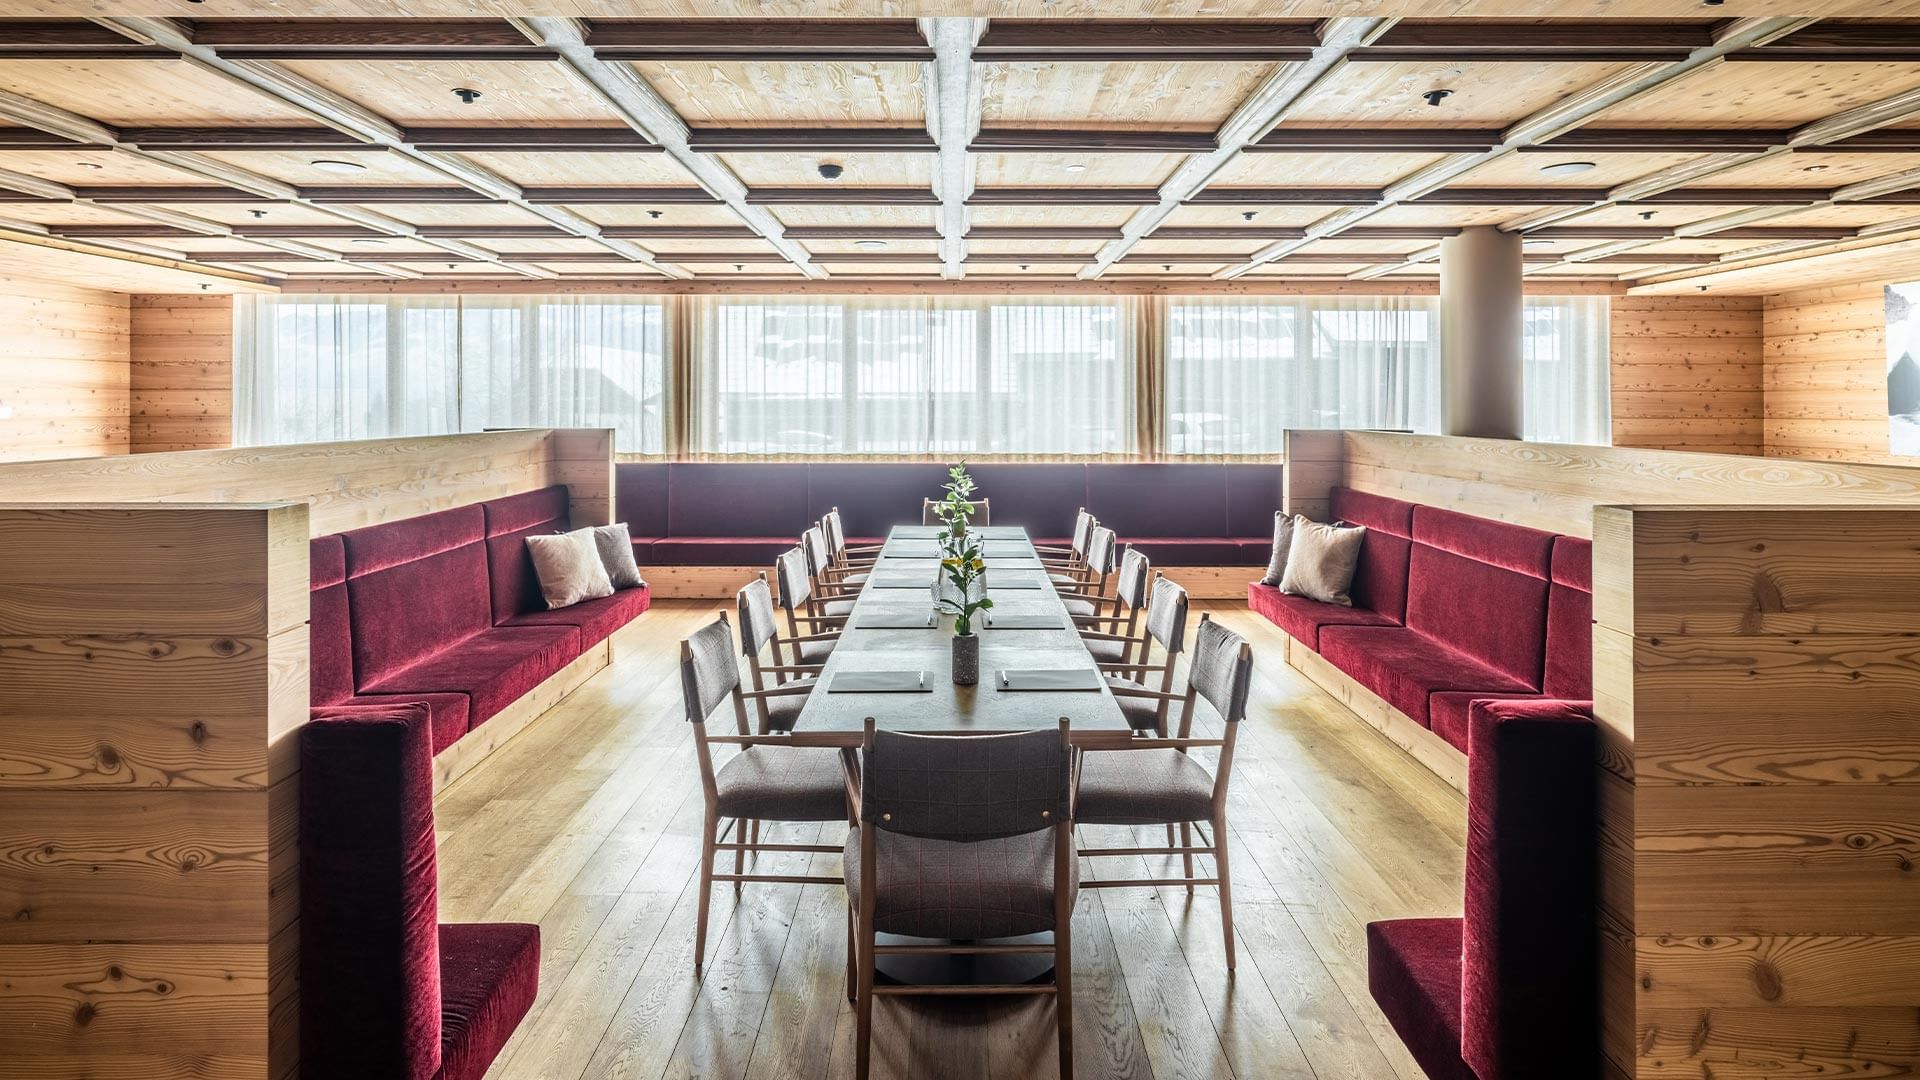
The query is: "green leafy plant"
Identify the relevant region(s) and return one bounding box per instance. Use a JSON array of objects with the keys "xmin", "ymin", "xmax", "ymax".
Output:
[
  {"xmin": 934, "ymin": 461, "xmax": 978, "ymax": 537},
  {"xmin": 936, "ymin": 529, "xmax": 993, "ymax": 636}
]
